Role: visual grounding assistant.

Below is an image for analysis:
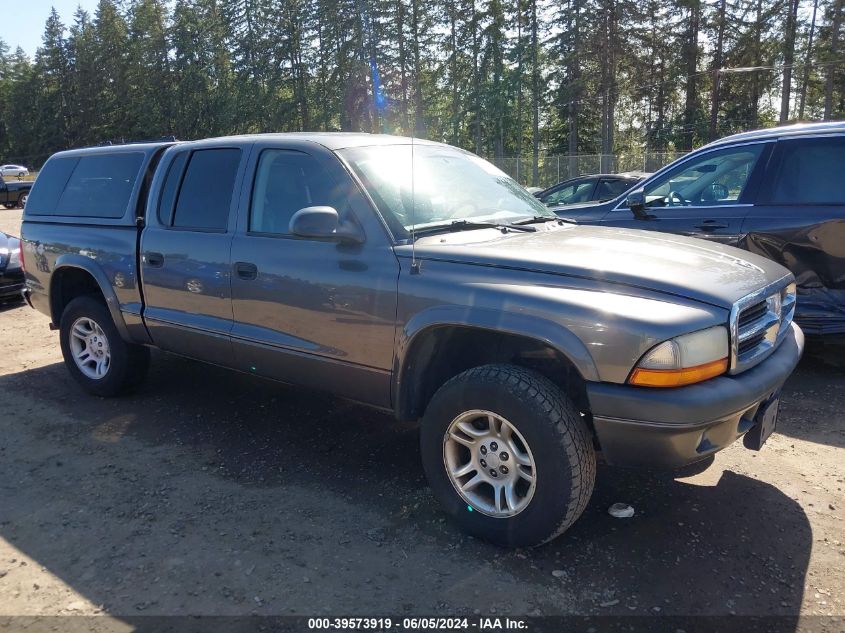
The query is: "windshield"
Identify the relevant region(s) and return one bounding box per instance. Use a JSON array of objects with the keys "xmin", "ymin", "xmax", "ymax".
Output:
[{"xmin": 338, "ymin": 144, "xmax": 555, "ymax": 238}]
